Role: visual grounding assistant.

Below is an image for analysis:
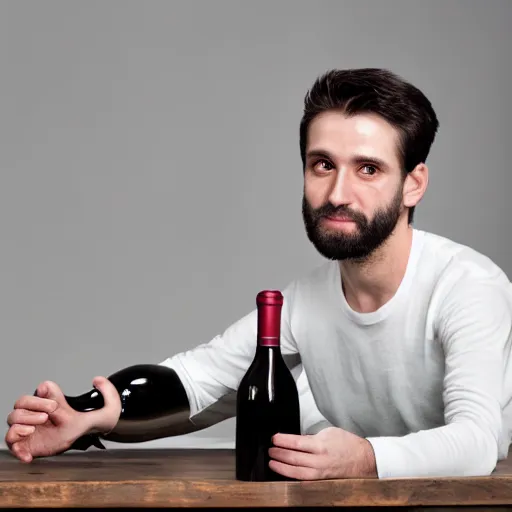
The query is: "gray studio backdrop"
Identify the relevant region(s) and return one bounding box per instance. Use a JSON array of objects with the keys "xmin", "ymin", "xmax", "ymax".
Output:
[{"xmin": 1, "ymin": 0, "xmax": 511, "ymax": 450}]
